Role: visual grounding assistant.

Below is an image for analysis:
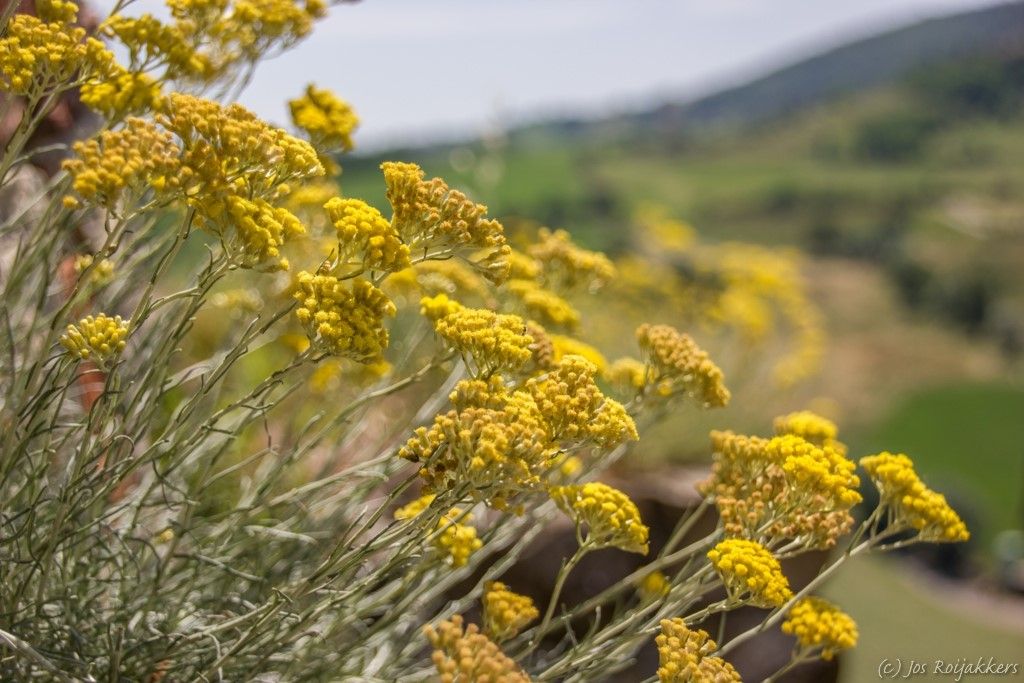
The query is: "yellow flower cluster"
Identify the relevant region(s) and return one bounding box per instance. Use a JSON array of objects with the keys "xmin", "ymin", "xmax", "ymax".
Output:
[
  {"xmin": 638, "ymin": 570, "xmax": 671, "ymax": 601},
  {"xmin": 219, "ymin": 0, "xmax": 326, "ymax": 61},
  {"xmin": 550, "ymin": 482, "xmax": 649, "ymax": 554},
  {"xmin": 0, "ymin": 10, "xmax": 112, "ymax": 97},
  {"xmin": 860, "ymin": 452, "xmax": 969, "ymax": 542},
  {"xmin": 224, "ymin": 195, "xmax": 304, "ymax": 270},
  {"xmin": 63, "ymin": 118, "xmax": 181, "ymax": 211},
  {"xmin": 420, "ymin": 293, "xmax": 465, "ymax": 322},
  {"xmin": 549, "ymin": 335, "xmax": 607, "ymax": 373},
  {"xmin": 382, "ymin": 161, "xmax": 510, "ymax": 283},
  {"xmin": 781, "ymin": 597, "xmax": 858, "ymax": 661},
  {"xmin": 160, "ymin": 92, "xmax": 322, "ymax": 199},
  {"xmin": 289, "ymin": 84, "xmax": 359, "ymax": 152},
  {"xmin": 167, "ymin": 94, "xmax": 319, "ymax": 264},
  {"xmin": 526, "ymin": 356, "xmax": 637, "ymax": 447},
  {"xmin": 424, "ymin": 615, "xmax": 529, "ymax": 683},
  {"xmin": 394, "ymin": 495, "xmax": 482, "ymax": 568},
  {"xmin": 60, "ymin": 314, "xmax": 129, "ymax": 363},
  {"xmin": 400, "ymin": 390, "xmax": 551, "ymax": 510},
  {"xmin": 433, "ymin": 307, "xmax": 534, "ymax": 375},
  {"xmin": 73, "ymin": 255, "xmax": 115, "ymax": 285},
  {"xmin": 774, "ymin": 410, "xmax": 841, "ymax": 449},
  {"xmin": 324, "ymin": 197, "xmax": 410, "ymax": 273},
  {"xmin": 706, "ymin": 243, "xmax": 824, "ymax": 388},
  {"xmin": 100, "ymin": 13, "xmax": 209, "ymax": 80},
  {"xmin": 80, "ymin": 69, "xmax": 163, "ymax": 119},
  {"xmin": 293, "ymin": 272, "xmax": 396, "ymax": 362},
  {"xmin": 482, "ymin": 581, "xmax": 539, "ymax": 642},
  {"xmin": 636, "ymin": 324, "xmax": 730, "ymax": 408},
  {"xmin": 37, "ymin": 0, "xmax": 79, "ymax": 23},
  {"xmin": 506, "ymin": 279, "xmax": 580, "ymax": 329},
  {"xmin": 702, "ymin": 428, "xmax": 861, "ymax": 548},
  {"xmin": 528, "ymin": 228, "xmax": 615, "ymax": 293},
  {"xmin": 402, "ymin": 260, "xmax": 491, "ymax": 302},
  {"xmin": 605, "ymin": 357, "xmax": 647, "ymax": 393},
  {"xmin": 655, "ymin": 619, "xmax": 740, "ymax": 683},
  {"xmin": 707, "ymin": 538, "xmax": 792, "ymax": 608}
]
